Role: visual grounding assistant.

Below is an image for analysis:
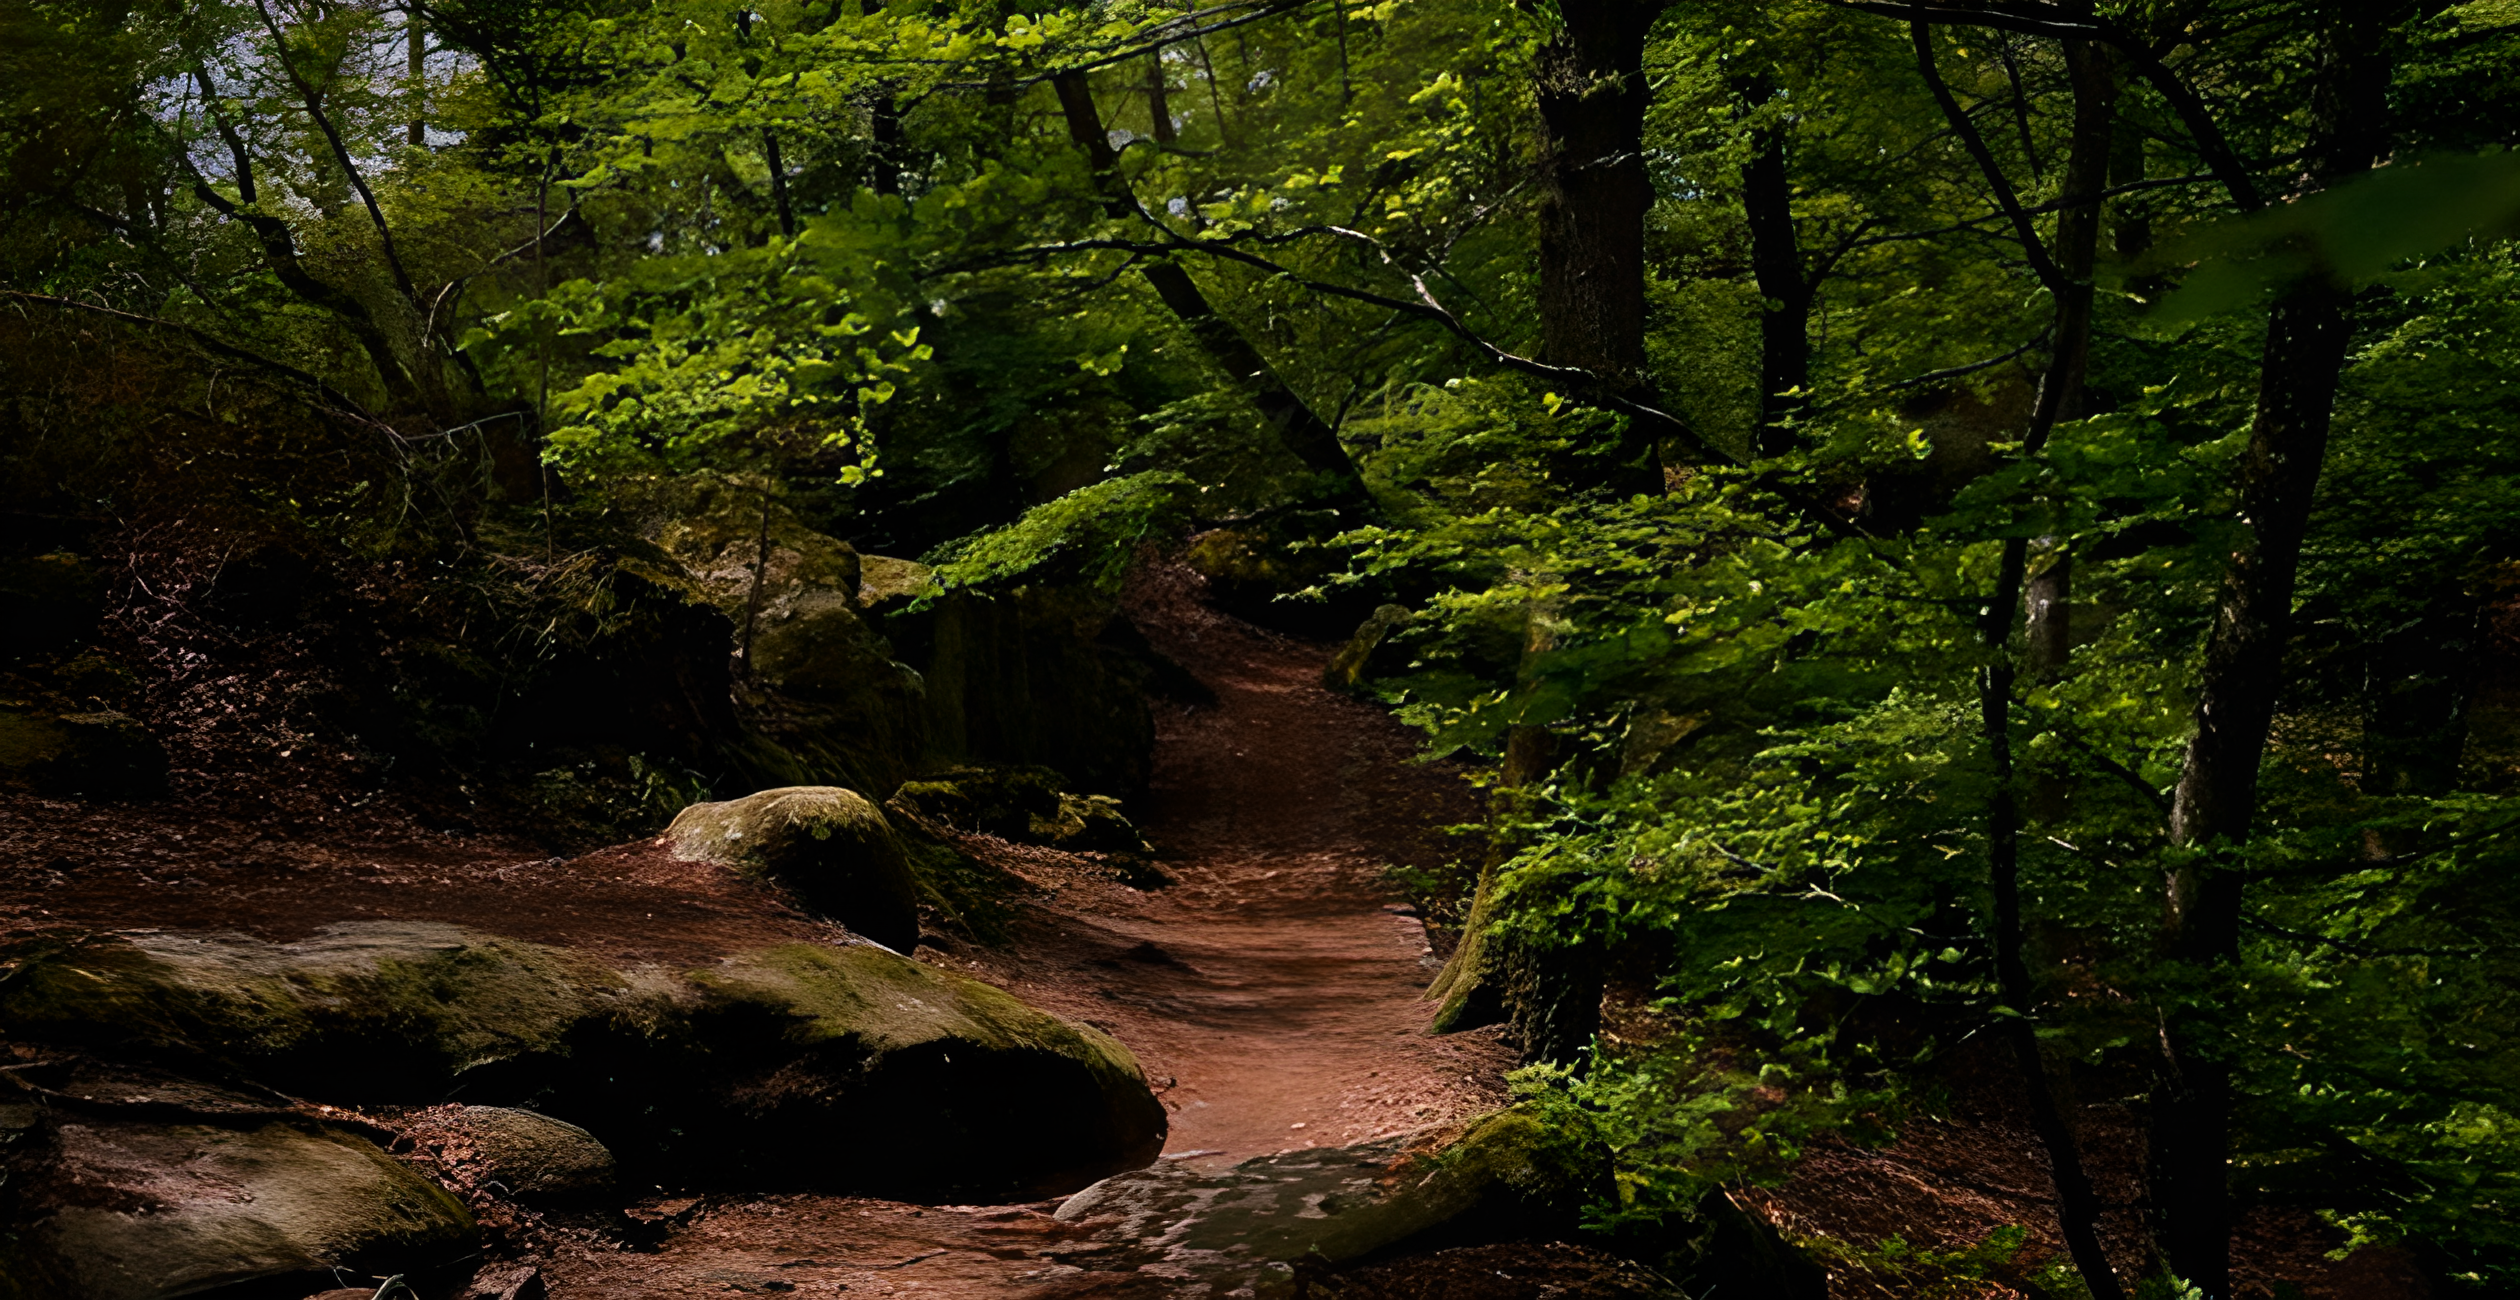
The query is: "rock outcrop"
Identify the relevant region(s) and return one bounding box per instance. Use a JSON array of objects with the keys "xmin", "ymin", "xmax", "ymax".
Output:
[
  {"xmin": 0, "ymin": 921, "xmax": 1165, "ymax": 1201},
  {"xmin": 665, "ymin": 785, "xmax": 924, "ymax": 952},
  {"xmin": 892, "ymin": 765, "xmax": 1153, "ymax": 856}
]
